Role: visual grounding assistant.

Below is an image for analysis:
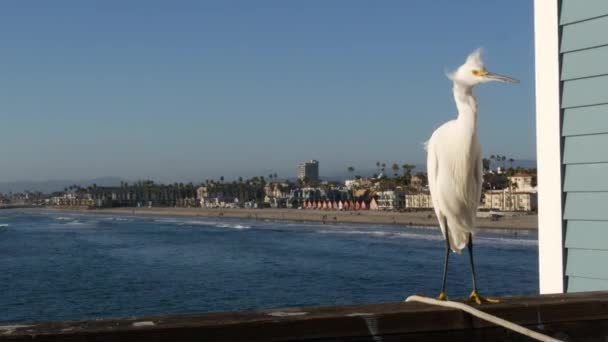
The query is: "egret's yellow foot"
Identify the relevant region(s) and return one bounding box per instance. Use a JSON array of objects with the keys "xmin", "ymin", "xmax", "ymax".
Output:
[
  {"xmin": 437, "ymin": 292, "xmax": 448, "ymax": 301},
  {"xmin": 466, "ymin": 291, "xmax": 500, "ymax": 305}
]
